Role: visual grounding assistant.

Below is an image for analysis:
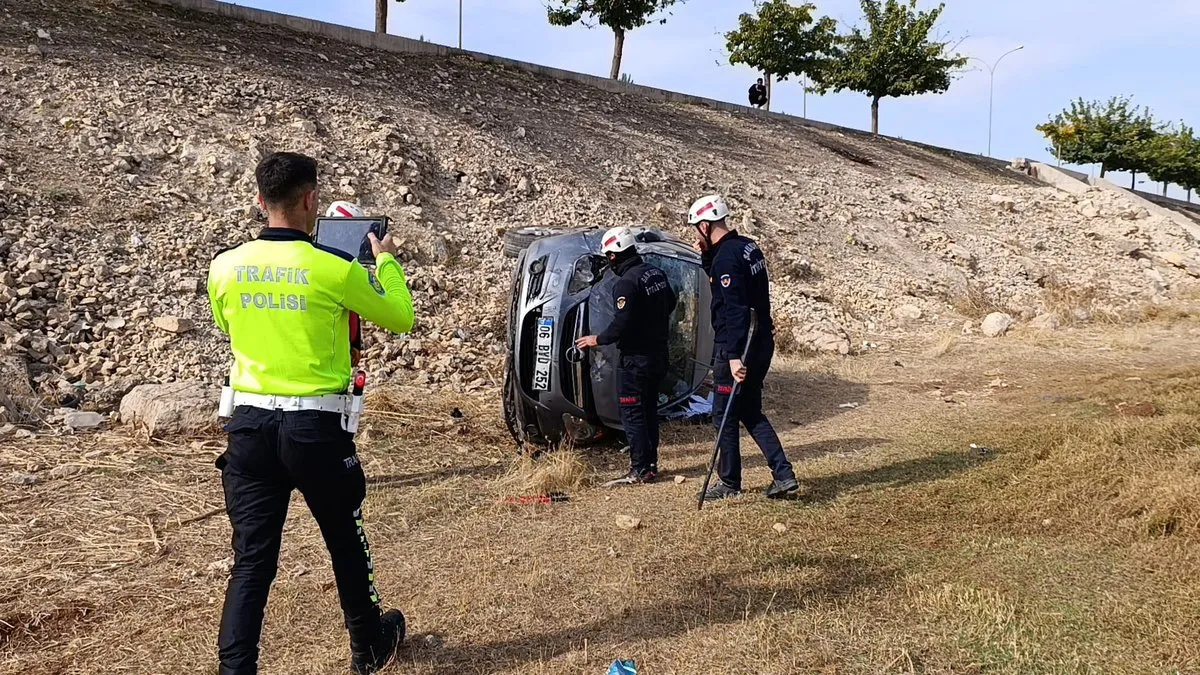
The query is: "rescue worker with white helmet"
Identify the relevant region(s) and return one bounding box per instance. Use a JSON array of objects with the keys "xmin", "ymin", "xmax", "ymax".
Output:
[
  {"xmin": 324, "ymin": 201, "xmax": 367, "ymax": 367},
  {"xmin": 575, "ymin": 226, "xmax": 678, "ymax": 485},
  {"xmin": 688, "ymin": 195, "xmax": 799, "ymax": 501}
]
